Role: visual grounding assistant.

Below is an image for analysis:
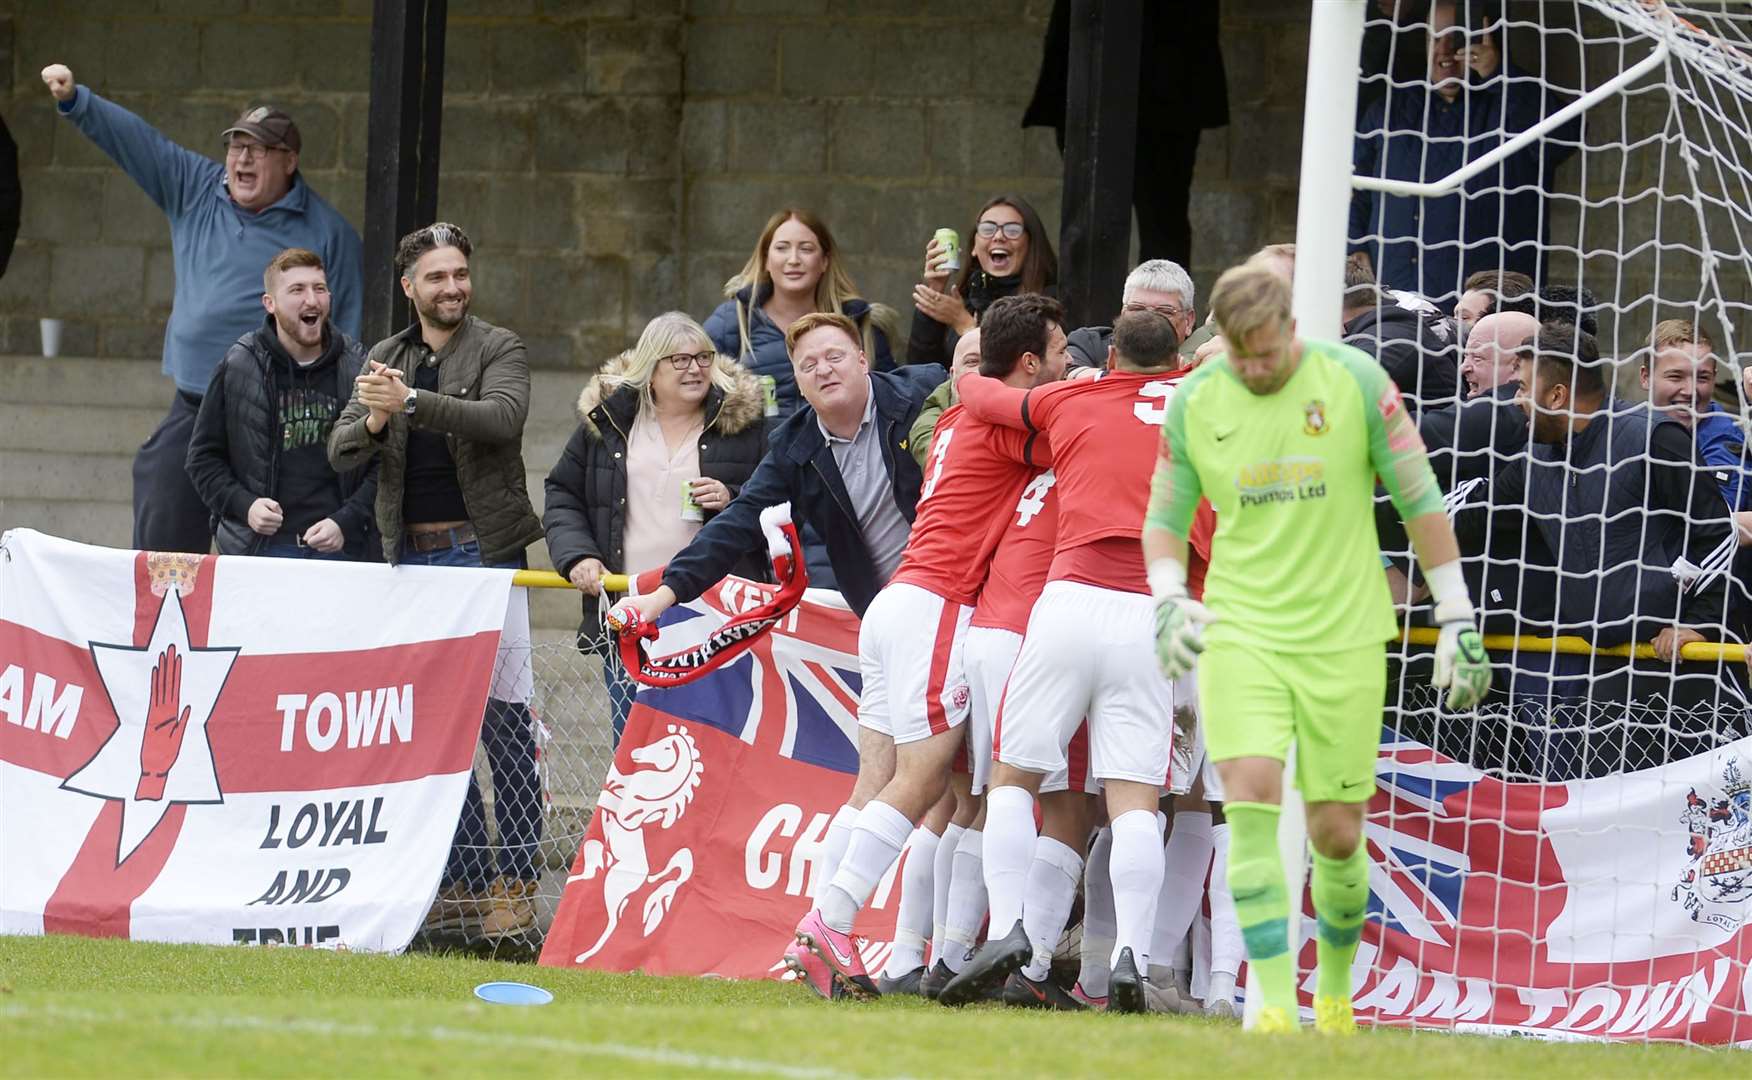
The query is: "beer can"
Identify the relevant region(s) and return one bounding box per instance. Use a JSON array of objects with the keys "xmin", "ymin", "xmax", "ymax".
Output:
[
  {"xmin": 933, "ymin": 227, "xmax": 961, "ymax": 275},
  {"xmin": 681, "ymin": 480, "xmax": 705, "ymax": 523},
  {"xmin": 760, "ymin": 374, "xmax": 779, "ymax": 417}
]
